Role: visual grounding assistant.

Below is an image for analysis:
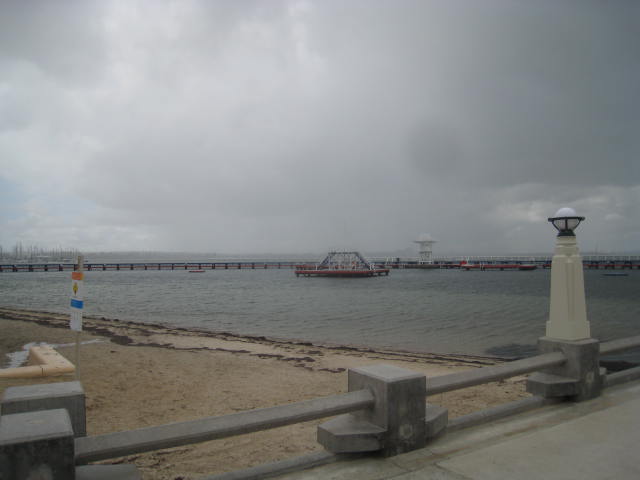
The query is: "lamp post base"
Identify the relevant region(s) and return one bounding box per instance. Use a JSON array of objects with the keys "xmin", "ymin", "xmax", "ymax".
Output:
[{"xmin": 527, "ymin": 337, "xmax": 604, "ymax": 401}]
